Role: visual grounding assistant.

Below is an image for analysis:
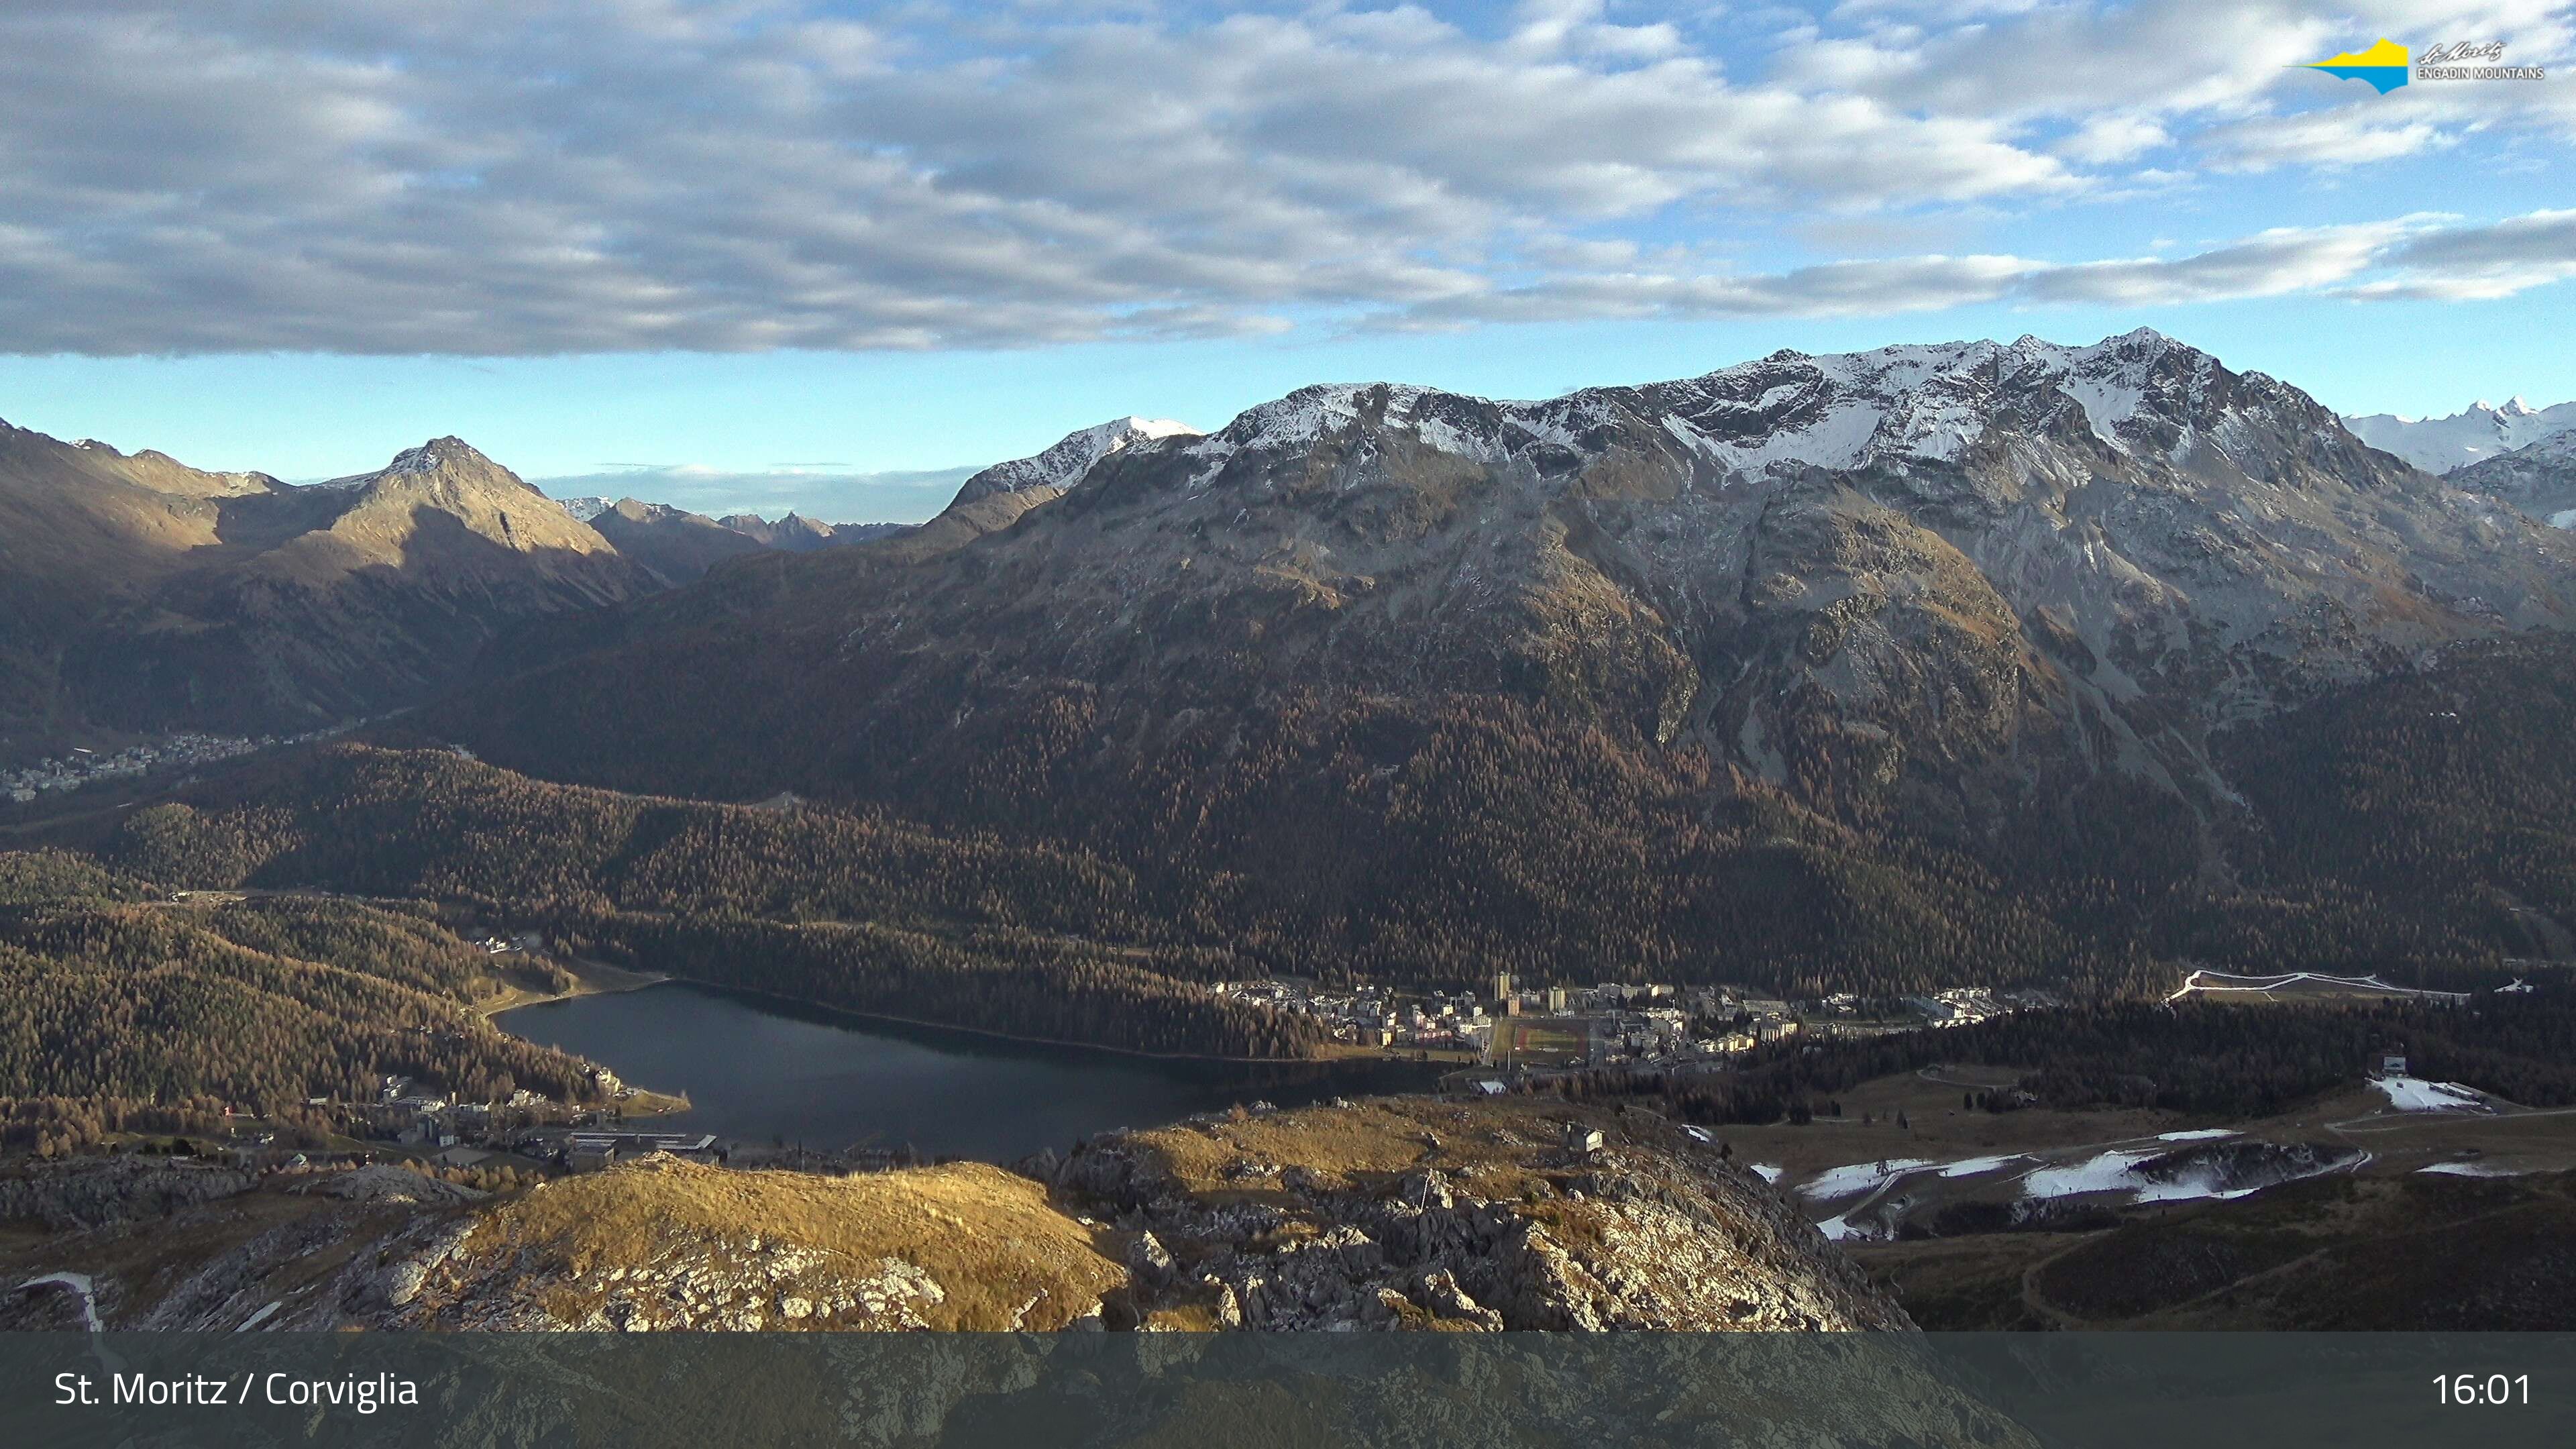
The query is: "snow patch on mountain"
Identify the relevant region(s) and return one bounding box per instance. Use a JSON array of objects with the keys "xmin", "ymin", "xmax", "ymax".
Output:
[
  {"xmin": 953, "ymin": 417, "xmax": 1201, "ymax": 505},
  {"xmin": 556, "ymin": 496, "xmax": 614, "ymax": 523},
  {"xmin": 384, "ymin": 437, "xmax": 485, "ymax": 477},
  {"xmin": 1181, "ymin": 328, "xmax": 2213, "ymax": 493}
]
